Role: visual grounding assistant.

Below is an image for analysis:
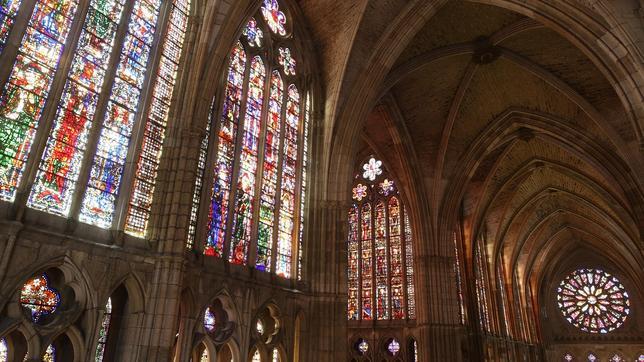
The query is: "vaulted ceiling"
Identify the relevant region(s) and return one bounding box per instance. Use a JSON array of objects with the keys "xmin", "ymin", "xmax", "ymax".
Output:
[{"xmin": 332, "ymin": 1, "xmax": 643, "ymax": 318}]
